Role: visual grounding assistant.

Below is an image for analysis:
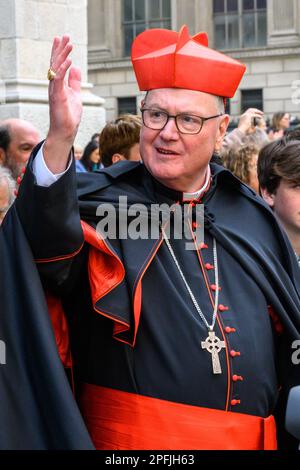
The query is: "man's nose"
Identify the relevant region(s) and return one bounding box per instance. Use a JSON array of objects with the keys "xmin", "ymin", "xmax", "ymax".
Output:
[{"xmin": 159, "ymin": 117, "xmax": 179, "ymax": 140}]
